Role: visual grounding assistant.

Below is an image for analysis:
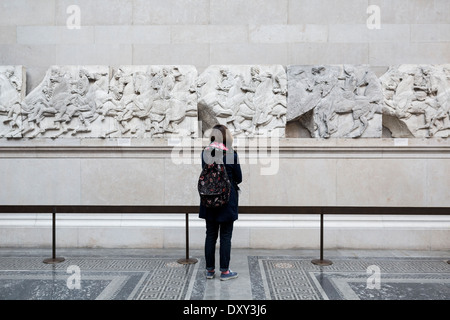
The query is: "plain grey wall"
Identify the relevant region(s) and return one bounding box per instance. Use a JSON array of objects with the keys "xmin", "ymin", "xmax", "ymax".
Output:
[{"xmin": 1, "ymin": 0, "xmax": 449, "ymax": 93}]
